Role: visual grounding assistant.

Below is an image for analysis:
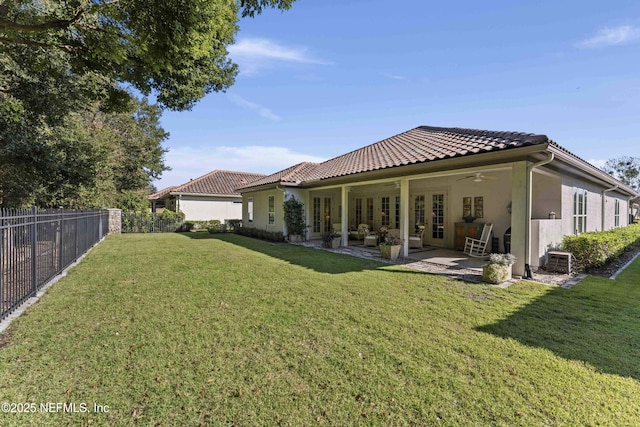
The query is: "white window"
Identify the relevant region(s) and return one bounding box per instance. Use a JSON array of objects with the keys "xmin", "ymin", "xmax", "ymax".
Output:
[
  {"xmin": 615, "ymin": 199, "xmax": 620, "ymax": 227},
  {"xmin": 248, "ymin": 197, "xmax": 253, "ymax": 222},
  {"xmin": 268, "ymin": 195, "xmax": 275, "ymax": 225},
  {"xmin": 573, "ymin": 188, "xmax": 587, "ymax": 234}
]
